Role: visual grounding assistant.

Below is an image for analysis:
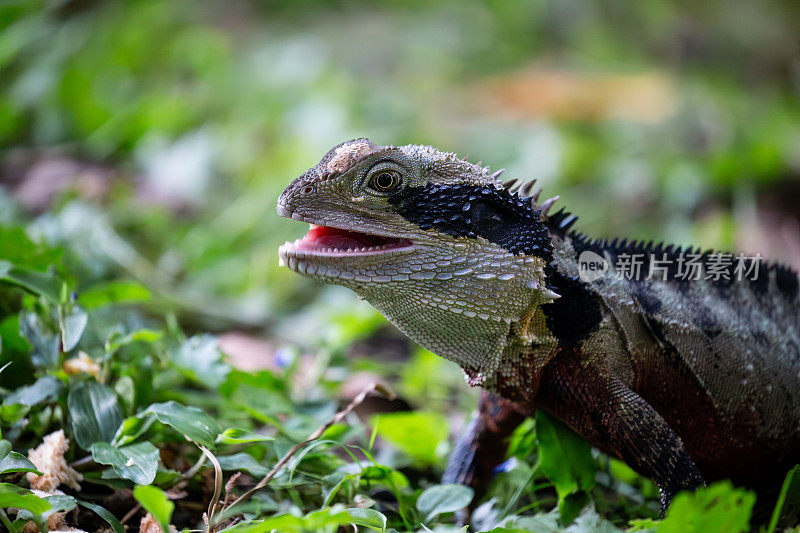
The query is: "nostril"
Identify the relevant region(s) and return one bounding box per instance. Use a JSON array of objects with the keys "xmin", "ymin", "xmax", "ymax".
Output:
[{"xmin": 302, "ymin": 185, "xmax": 313, "ymax": 194}]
